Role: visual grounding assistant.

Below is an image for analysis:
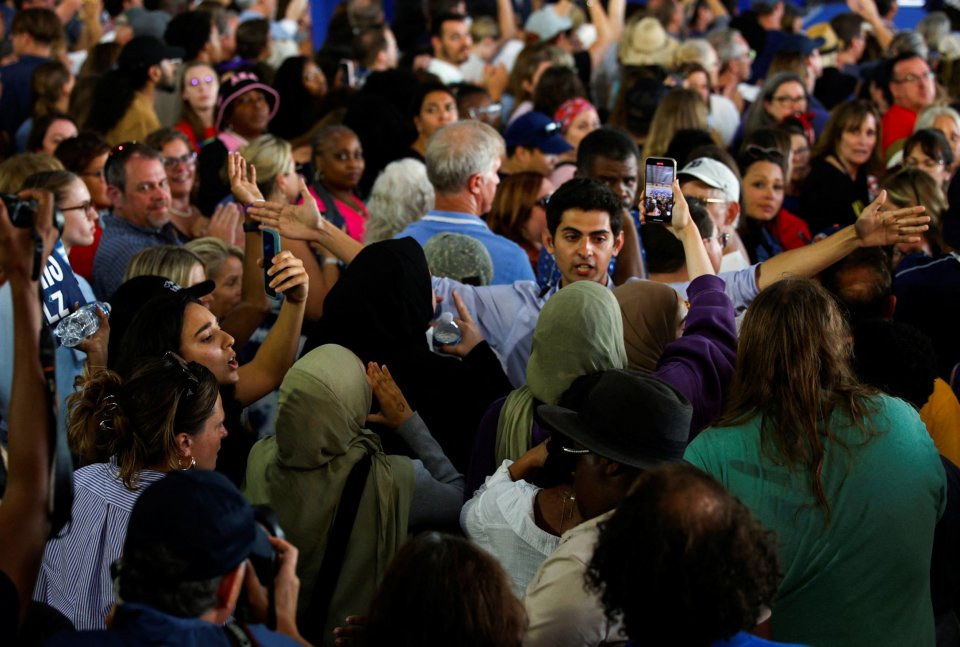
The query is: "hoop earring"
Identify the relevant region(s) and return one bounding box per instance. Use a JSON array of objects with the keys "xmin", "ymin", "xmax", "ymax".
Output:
[{"xmin": 178, "ymin": 456, "xmax": 196, "ymax": 471}]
